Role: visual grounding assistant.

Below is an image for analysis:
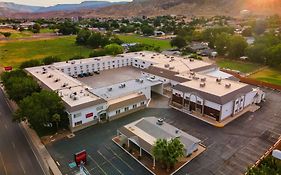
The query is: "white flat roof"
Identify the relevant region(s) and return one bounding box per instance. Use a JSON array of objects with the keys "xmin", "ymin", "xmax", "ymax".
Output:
[
  {"xmin": 91, "ymin": 76, "xmax": 162, "ymax": 100},
  {"xmin": 177, "ymin": 73, "xmax": 249, "ymax": 97}
]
